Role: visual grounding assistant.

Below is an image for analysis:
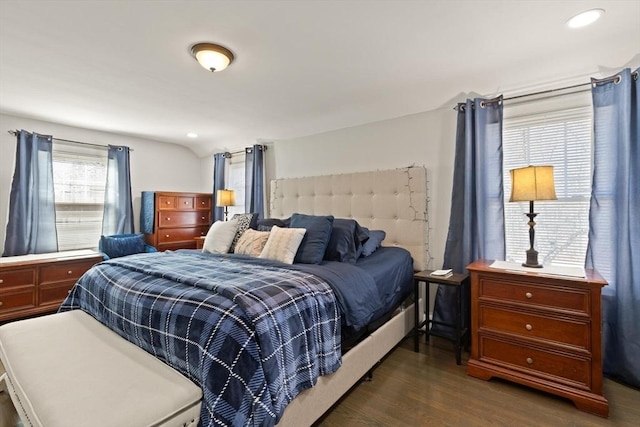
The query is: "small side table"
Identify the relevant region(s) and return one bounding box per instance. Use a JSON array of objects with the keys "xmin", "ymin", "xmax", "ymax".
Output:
[
  {"xmin": 194, "ymin": 236, "xmax": 205, "ymax": 250},
  {"xmin": 413, "ymin": 270, "xmax": 470, "ymax": 365}
]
